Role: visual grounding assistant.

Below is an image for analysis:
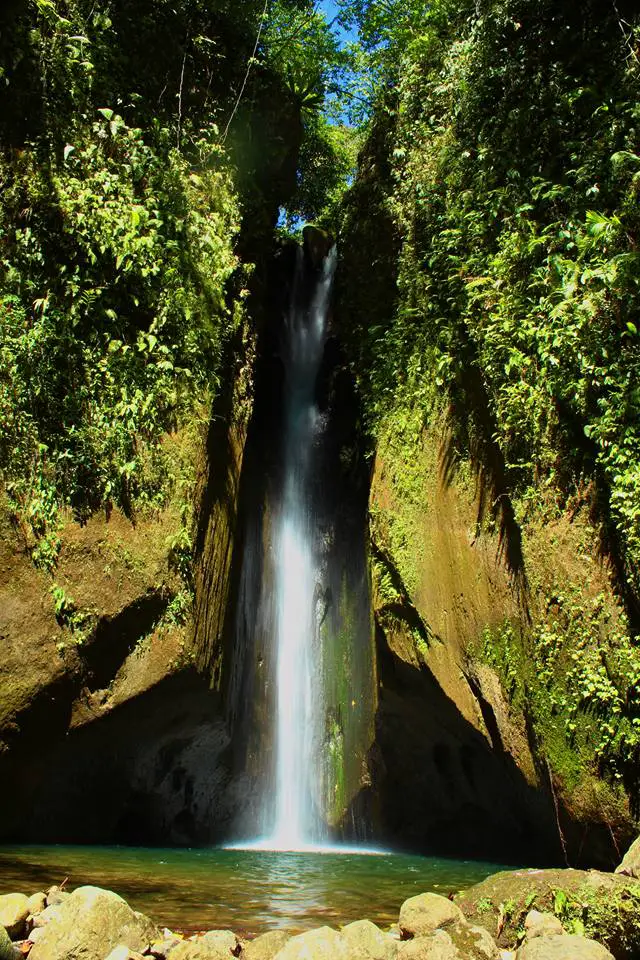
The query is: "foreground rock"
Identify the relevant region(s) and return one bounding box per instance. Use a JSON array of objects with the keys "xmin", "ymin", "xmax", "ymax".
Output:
[
  {"xmin": 0, "ymin": 926, "xmax": 20, "ymax": 960},
  {"xmin": 341, "ymin": 919, "xmax": 397, "ymax": 960},
  {"xmin": 28, "ymin": 886, "xmax": 158, "ymax": 960},
  {"xmin": 456, "ymin": 868, "xmax": 640, "ymax": 959},
  {"xmin": 615, "ymin": 836, "xmax": 640, "ymax": 880},
  {"xmin": 523, "ymin": 911, "xmax": 563, "ymax": 940},
  {"xmin": 397, "ymin": 930, "xmax": 459, "ymax": 959},
  {"xmin": 399, "ymin": 895, "xmax": 463, "ymax": 939},
  {"xmin": 516, "ymin": 935, "xmax": 614, "ymax": 959},
  {"xmin": 170, "ymin": 931, "xmax": 240, "ymax": 960},
  {"xmin": 273, "ymin": 926, "xmax": 350, "ymax": 960},
  {"xmin": 0, "ymin": 893, "xmax": 30, "ymax": 939},
  {"xmin": 244, "ymin": 930, "xmax": 290, "ymax": 960}
]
